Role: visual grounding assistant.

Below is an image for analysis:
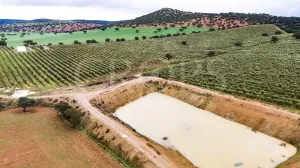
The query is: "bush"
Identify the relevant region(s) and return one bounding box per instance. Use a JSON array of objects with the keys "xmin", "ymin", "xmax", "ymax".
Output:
[
  {"xmin": 182, "ymin": 32, "xmax": 186, "ymax": 35},
  {"xmin": 262, "ymin": 33, "xmax": 269, "ymax": 36},
  {"xmin": 135, "ymin": 36, "xmax": 139, "ymax": 40},
  {"xmin": 235, "ymin": 42, "xmax": 242, "ymax": 47},
  {"xmin": 59, "ymin": 42, "xmax": 64, "ymax": 45},
  {"xmin": 74, "ymin": 40, "xmax": 79, "ymax": 44},
  {"xmin": 275, "ymin": 31, "xmax": 282, "ymax": 35},
  {"xmin": 55, "ymin": 102, "xmax": 82, "ymax": 129},
  {"xmin": 209, "ymin": 28, "xmax": 216, "ymax": 31},
  {"xmin": 271, "ymin": 36, "xmax": 279, "ymax": 43},
  {"xmin": 0, "ymin": 40, "xmax": 7, "ymax": 46},
  {"xmin": 116, "ymin": 38, "xmax": 121, "ymax": 42},
  {"xmin": 181, "ymin": 41, "xmax": 187, "ymax": 45},
  {"xmin": 142, "ymin": 36, "xmax": 147, "ymax": 40},
  {"xmin": 166, "ymin": 34, "xmax": 172, "ymax": 37},
  {"xmin": 207, "ymin": 51, "xmax": 216, "ymax": 57},
  {"xmin": 165, "ymin": 53, "xmax": 173, "ymax": 60},
  {"xmin": 121, "ymin": 38, "xmax": 126, "ymax": 41},
  {"xmin": 105, "ymin": 38, "xmax": 111, "ymax": 42},
  {"xmin": 293, "ymin": 31, "xmax": 300, "ymax": 39}
]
